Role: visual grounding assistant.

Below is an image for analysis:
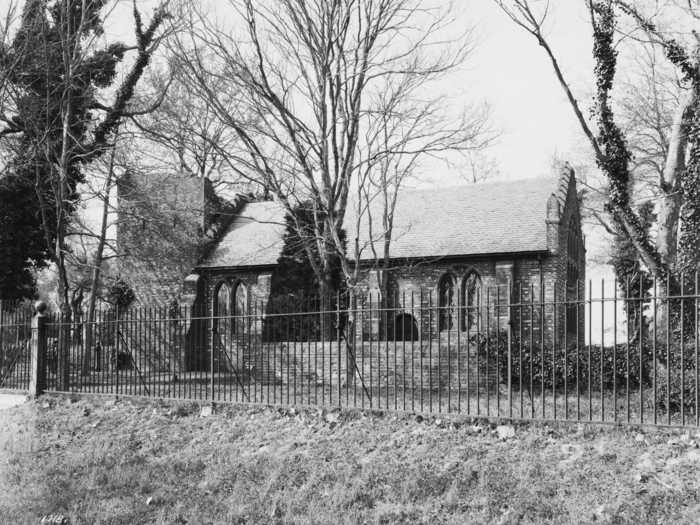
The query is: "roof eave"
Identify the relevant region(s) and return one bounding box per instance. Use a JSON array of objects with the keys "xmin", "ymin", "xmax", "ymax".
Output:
[
  {"xmin": 353, "ymin": 249, "xmax": 551, "ymax": 265},
  {"xmin": 195, "ymin": 263, "xmax": 280, "ymax": 272}
]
